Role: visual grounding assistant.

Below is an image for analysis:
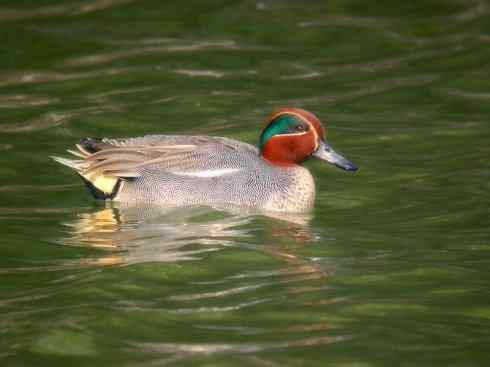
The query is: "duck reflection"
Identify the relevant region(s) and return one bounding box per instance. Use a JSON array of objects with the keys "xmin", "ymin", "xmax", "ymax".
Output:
[
  {"xmin": 61, "ymin": 203, "xmax": 316, "ymax": 267},
  {"xmin": 60, "ymin": 205, "xmax": 336, "ymax": 360}
]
